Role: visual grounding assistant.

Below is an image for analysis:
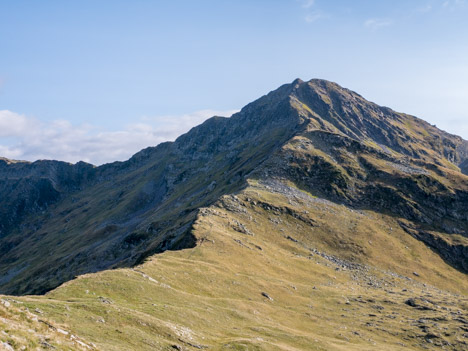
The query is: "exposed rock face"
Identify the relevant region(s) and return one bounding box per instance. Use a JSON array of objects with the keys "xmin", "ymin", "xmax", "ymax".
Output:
[
  {"xmin": 0, "ymin": 78, "xmax": 467, "ymax": 295},
  {"xmin": 0, "ymin": 159, "xmax": 96, "ymax": 236}
]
